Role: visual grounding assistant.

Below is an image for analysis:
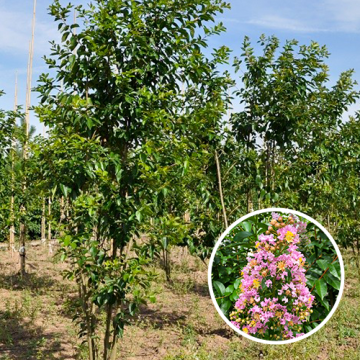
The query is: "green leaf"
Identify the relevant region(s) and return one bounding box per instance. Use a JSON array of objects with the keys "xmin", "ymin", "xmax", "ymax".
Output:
[
  {"xmin": 316, "ymin": 259, "xmax": 331, "ymax": 271},
  {"xmin": 259, "ymin": 277, "xmax": 265, "ymax": 289},
  {"xmin": 220, "ymin": 299, "xmax": 232, "ymax": 315},
  {"xmin": 129, "ymin": 302, "xmax": 136, "ymax": 316},
  {"xmin": 233, "ymin": 231, "xmax": 253, "ymax": 242},
  {"xmin": 224, "ymin": 285, "xmax": 234, "ymax": 296},
  {"xmin": 324, "ymin": 272, "xmax": 340, "ymax": 290},
  {"xmin": 213, "ymin": 281, "xmax": 225, "ymax": 296},
  {"xmin": 182, "ymin": 159, "xmax": 189, "ymax": 175},
  {"xmin": 233, "ymin": 278, "xmax": 241, "ymax": 289},
  {"xmin": 161, "ymin": 237, "xmax": 168, "ymax": 250},
  {"xmin": 136, "ymin": 210, "xmax": 142, "ymax": 222},
  {"xmin": 328, "ymin": 262, "xmax": 341, "ymax": 279},
  {"xmin": 230, "ymin": 290, "xmax": 239, "ymax": 302},
  {"xmin": 59, "ymin": 184, "xmax": 71, "ymax": 197},
  {"xmin": 242, "ymin": 221, "xmax": 252, "ymax": 232},
  {"xmin": 319, "ymin": 297, "xmax": 330, "ymax": 311},
  {"xmin": 315, "ymin": 278, "xmax": 327, "ymax": 300},
  {"xmin": 257, "ymin": 223, "xmax": 269, "ymax": 234},
  {"xmin": 305, "ymin": 274, "xmax": 318, "ymax": 287},
  {"xmin": 311, "ymin": 308, "xmax": 320, "ymax": 321},
  {"xmin": 304, "ymin": 325, "xmax": 312, "ymax": 333},
  {"xmin": 255, "ymin": 174, "xmax": 262, "ymax": 185},
  {"xmin": 63, "ymin": 235, "xmax": 71, "ymax": 246}
]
